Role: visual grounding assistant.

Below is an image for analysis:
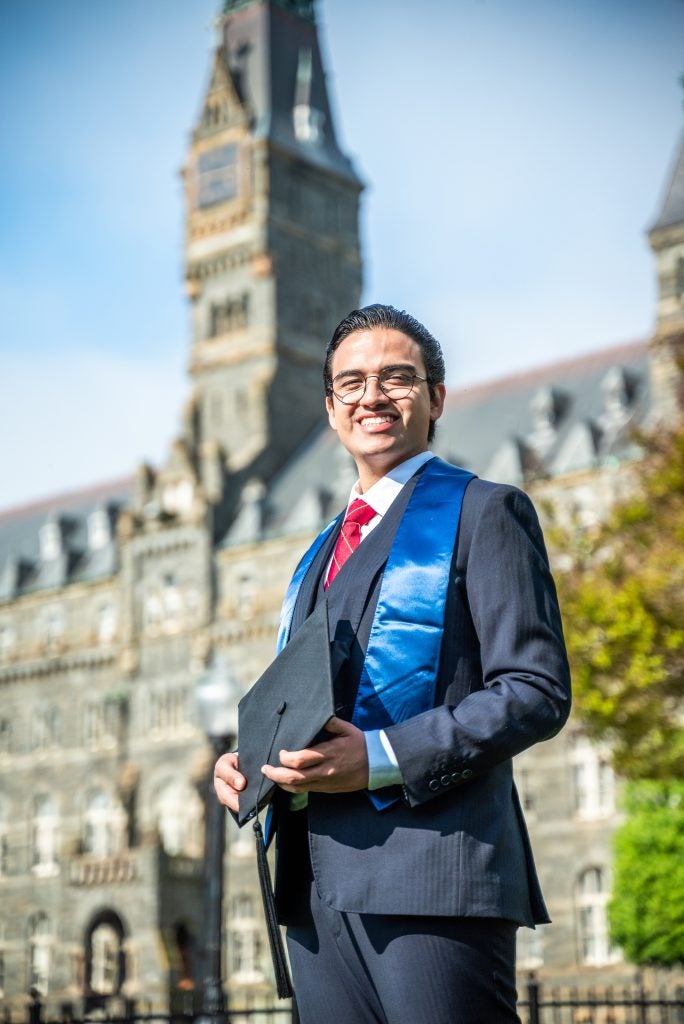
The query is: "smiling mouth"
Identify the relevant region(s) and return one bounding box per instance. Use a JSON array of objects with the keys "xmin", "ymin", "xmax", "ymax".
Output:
[{"xmin": 358, "ymin": 415, "xmax": 396, "ymax": 427}]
